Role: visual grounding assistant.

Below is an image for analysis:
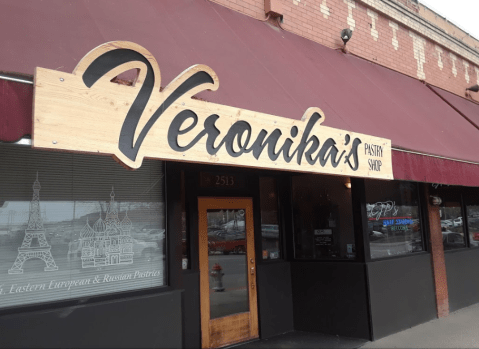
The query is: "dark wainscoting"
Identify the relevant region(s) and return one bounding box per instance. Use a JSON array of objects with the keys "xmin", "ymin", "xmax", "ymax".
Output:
[
  {"xmin": 182, "ymin": 271, "xmax": 201, "ymax": 348},
  {"xmin": 0, "ymin": 291, "xmax": 183, "ymax": 348},
  {"xmin": 290, "ymin": 262, "xmax": 370, "ymax": 339},
  {"xmin": 445, "ymin": 248, "xmax": 479, "ymax": 312},
  {"xmin": 367, "ymin": 253, "xmax": 436, "ymax": 340},
  {"xmin": 257, "ymin": 261, "xmax": 294, "ymax": 339}
]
